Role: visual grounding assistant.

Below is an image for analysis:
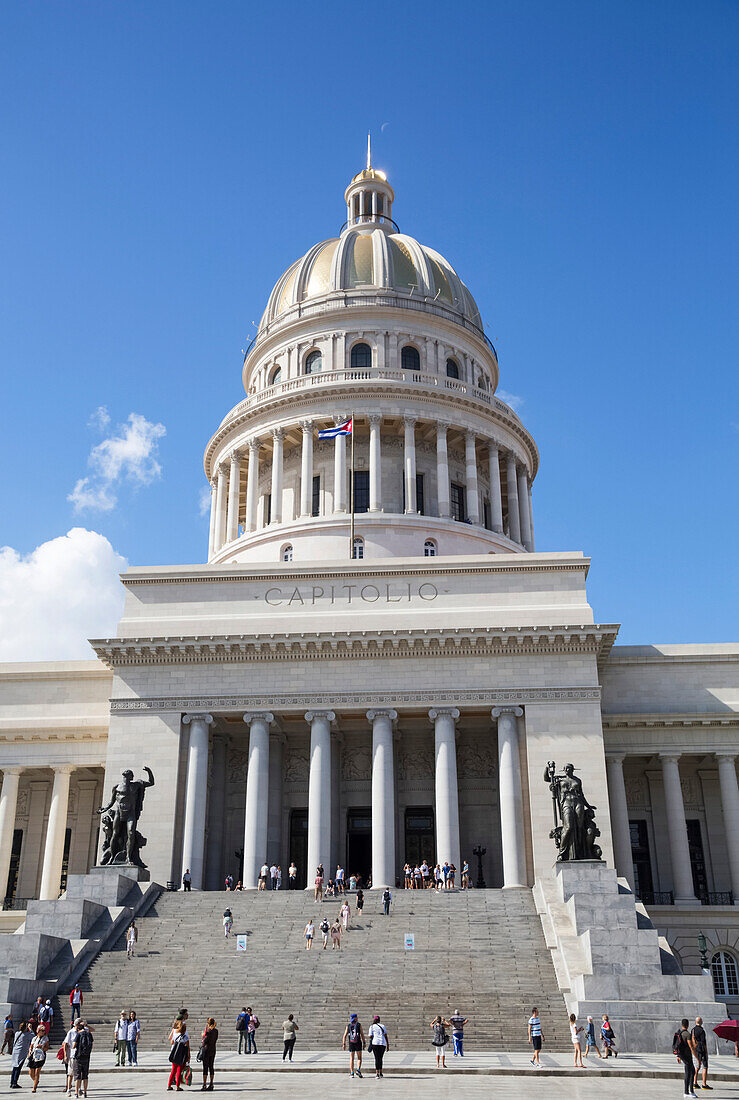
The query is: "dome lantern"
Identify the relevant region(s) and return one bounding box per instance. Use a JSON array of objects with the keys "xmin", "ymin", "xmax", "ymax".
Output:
[{"xmin": 343, "ymin": 134, "xmax": 395, "ymax": 232}]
